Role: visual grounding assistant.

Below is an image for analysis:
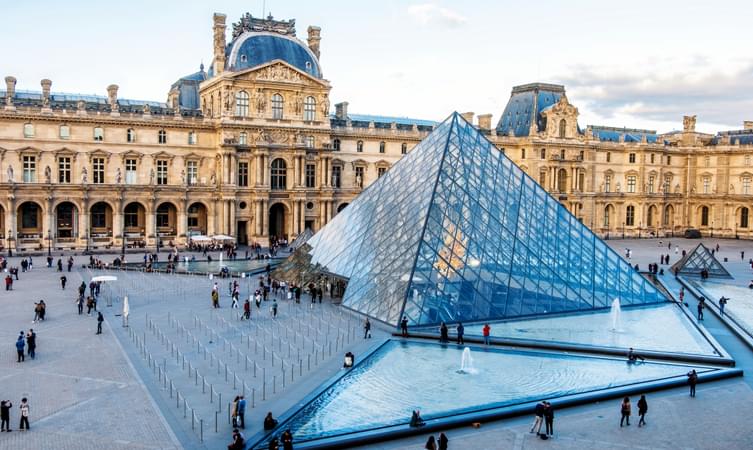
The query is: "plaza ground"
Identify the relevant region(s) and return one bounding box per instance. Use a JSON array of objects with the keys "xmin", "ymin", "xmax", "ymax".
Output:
[{"xmin": 0, "ymin": 240, "xmax": 751, "ymax": 449}]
